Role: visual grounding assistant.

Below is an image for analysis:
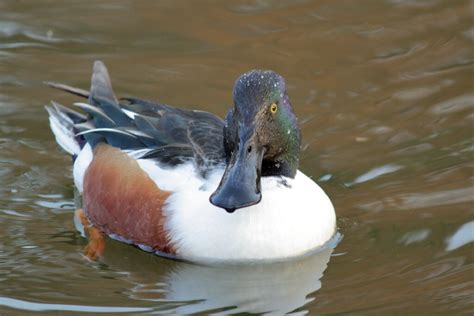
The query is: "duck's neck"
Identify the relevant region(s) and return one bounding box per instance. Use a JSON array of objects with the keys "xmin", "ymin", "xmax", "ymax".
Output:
[{"xmin": 262, "ymin": 151, "xmax": 299, "ymax": 178}]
